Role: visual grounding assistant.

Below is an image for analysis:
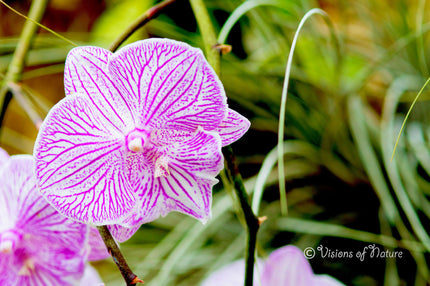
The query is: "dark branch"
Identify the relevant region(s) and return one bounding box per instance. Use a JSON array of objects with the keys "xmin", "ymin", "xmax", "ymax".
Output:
[
  {"xmin": 109, "ymin": 0, "xmax": 179, "ymax": 52},
  {"xmin": 223, "ymin": 146, "xmax": 260, "ymax": 286},
  {"xmin": 97, "ymin": 226, "xmax": 144, "ymax": 286}
]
